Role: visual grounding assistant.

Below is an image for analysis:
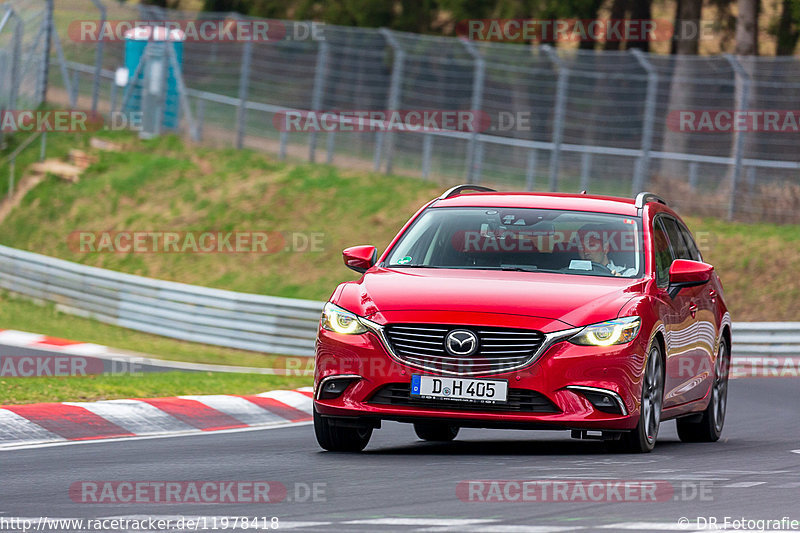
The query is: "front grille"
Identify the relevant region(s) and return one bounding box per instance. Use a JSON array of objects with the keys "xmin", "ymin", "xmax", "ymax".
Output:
[
  {"xmin": 369, "ymin": 383, "xmax": 559, "ymax": 413},
  {"xmin": 384, "ymin": 324, "xmax": 546, "ymax": 375}
]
